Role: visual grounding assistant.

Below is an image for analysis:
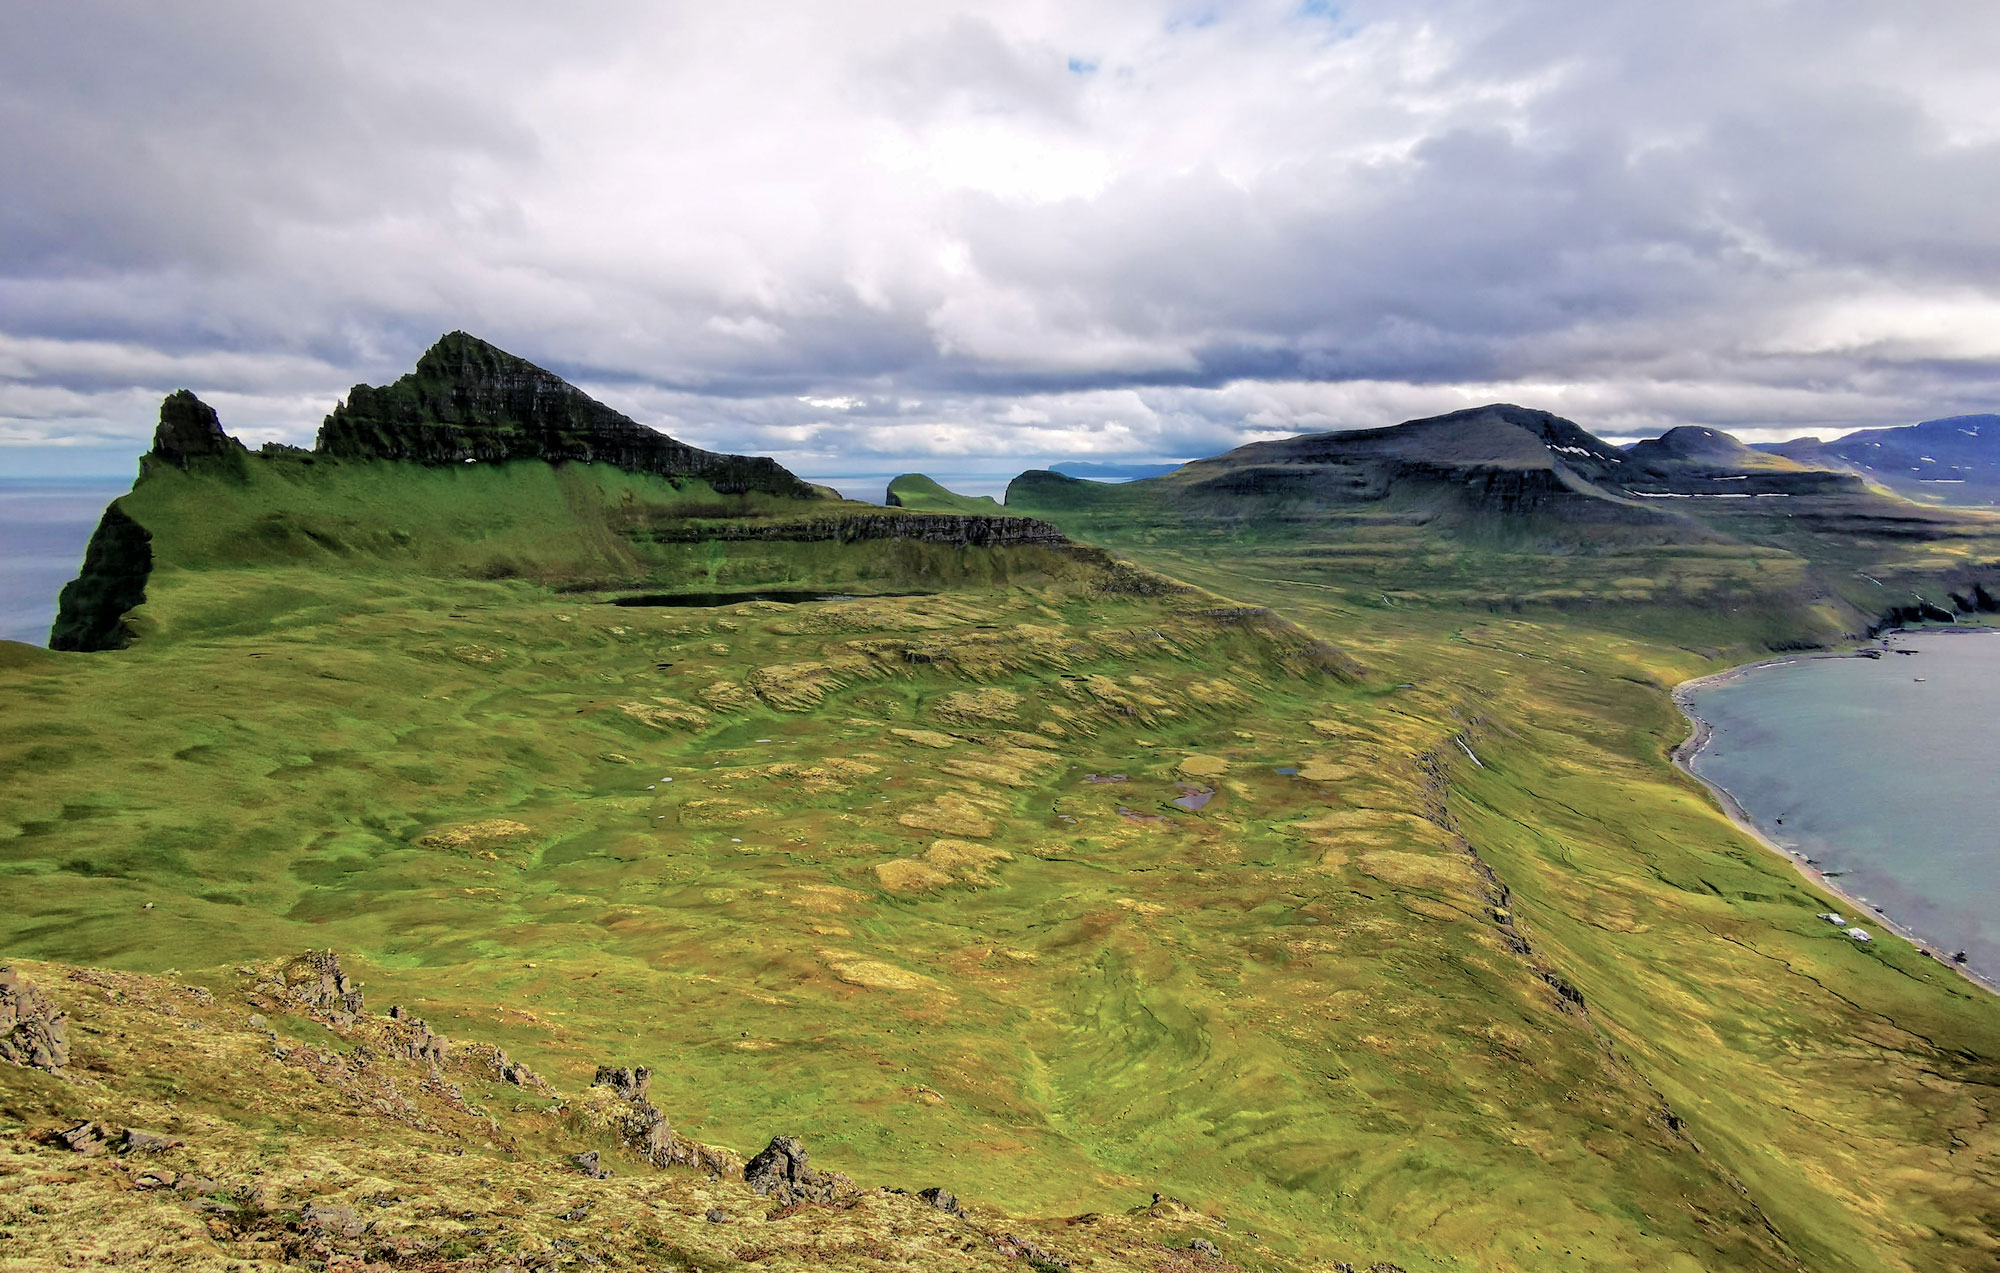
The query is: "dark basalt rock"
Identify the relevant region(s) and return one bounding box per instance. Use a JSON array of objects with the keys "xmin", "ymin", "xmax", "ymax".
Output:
[
  {"xmin": 744, "ymin": 1135, "xmax": 856, "ymax": 1204},
  {"xmin": 917, "ymin": 1186, "xmax": 962, "ymax": 1215},
  {"xmin": 592, "ymin": 1064, "xmax": 651, "ymax": 1102},
  {"xmin": 147, "ymin": 390, "xmax": 248, "ymax": 473},
  {"xmin": 0, "ymin": 967, "xmax": 70, "ymax": 1071},
  {"xmin": 48, "ymin": 502, "xmax": 153, "ymax": 652},
  {"xmin": 641, "ymin": 512, "xmax": 1068, "ymax": 548},
  {"xmin": 317, "ymin": 331, "xmax": 815, "ymax": 497}
]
